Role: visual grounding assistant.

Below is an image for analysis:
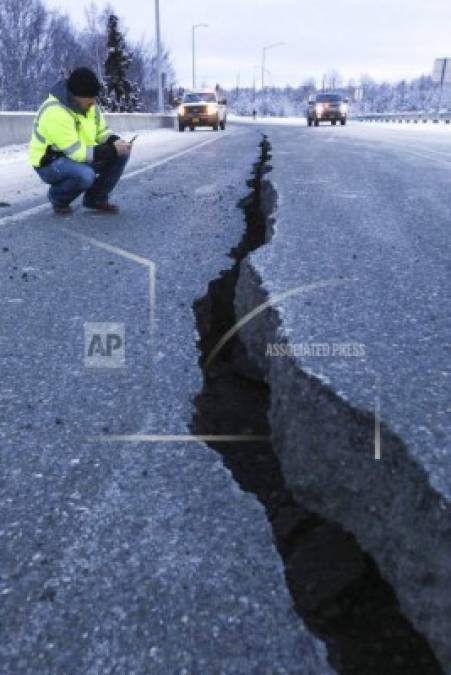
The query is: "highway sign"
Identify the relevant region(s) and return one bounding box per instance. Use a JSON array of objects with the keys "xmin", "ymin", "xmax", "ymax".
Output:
[{"xmin": 433, "ymin": 58, "xmax": 451, "ymax": 85}]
